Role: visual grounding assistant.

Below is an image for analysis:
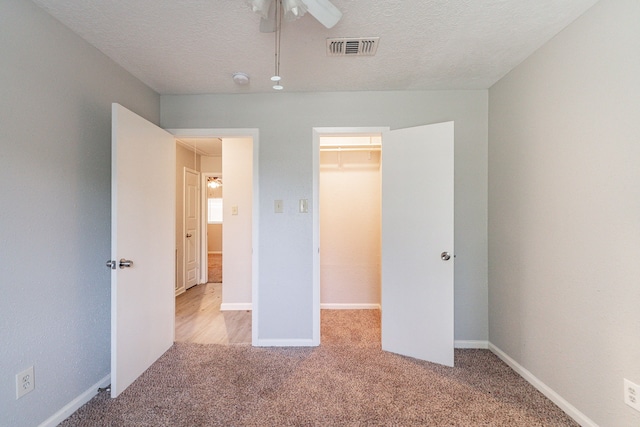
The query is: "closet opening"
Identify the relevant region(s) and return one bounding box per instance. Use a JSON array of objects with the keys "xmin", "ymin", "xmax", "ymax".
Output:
[{"xmin": 318, "ymin": 132, "xmax": 384, "ymax": 344}]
